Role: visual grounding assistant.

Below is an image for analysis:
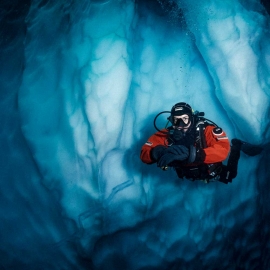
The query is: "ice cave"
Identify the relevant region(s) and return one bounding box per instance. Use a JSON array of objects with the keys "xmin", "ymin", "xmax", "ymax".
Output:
[{"xmin": 1, "ymin": 0, "xmax": 270, "ymax": 269}]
